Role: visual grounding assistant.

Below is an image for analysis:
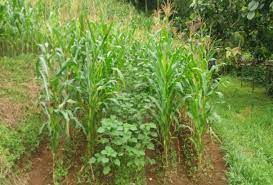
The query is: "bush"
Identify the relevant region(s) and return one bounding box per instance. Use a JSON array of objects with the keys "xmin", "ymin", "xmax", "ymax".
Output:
[{"xmin": 90, "ymin": 116, "xmax": 157, "ymax": 175}]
